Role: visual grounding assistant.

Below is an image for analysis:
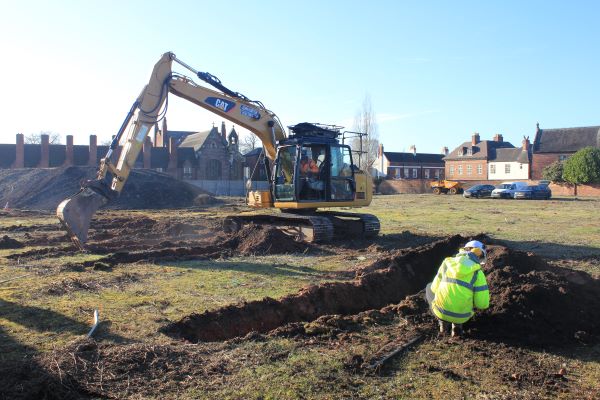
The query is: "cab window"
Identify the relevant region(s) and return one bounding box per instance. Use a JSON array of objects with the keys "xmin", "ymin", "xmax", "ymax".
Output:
[{"xmin": 274, "ymin": 146, "xmax": 297, "ymax": 201}]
